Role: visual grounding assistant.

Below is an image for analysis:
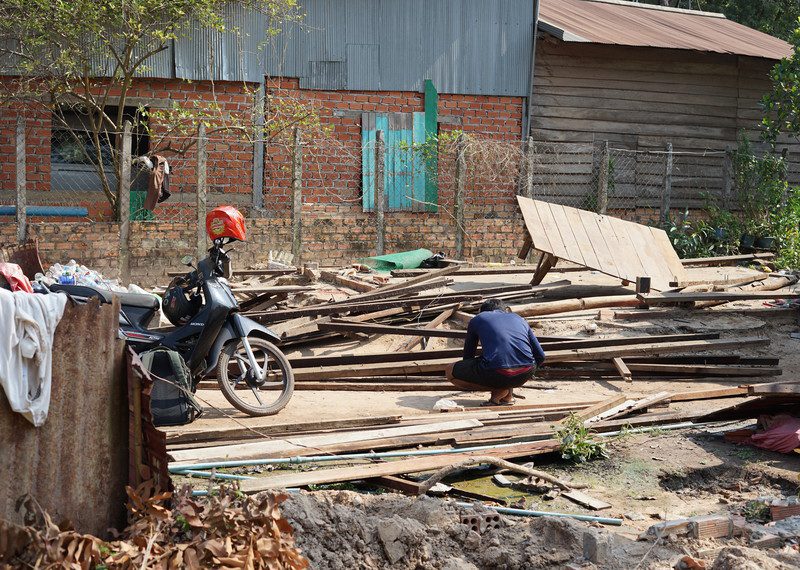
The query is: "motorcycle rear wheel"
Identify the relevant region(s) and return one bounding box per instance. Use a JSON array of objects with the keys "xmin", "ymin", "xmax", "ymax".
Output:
[{"xmin": 217, "ymin": 337, "xmax": 294, "ymax": 416}]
